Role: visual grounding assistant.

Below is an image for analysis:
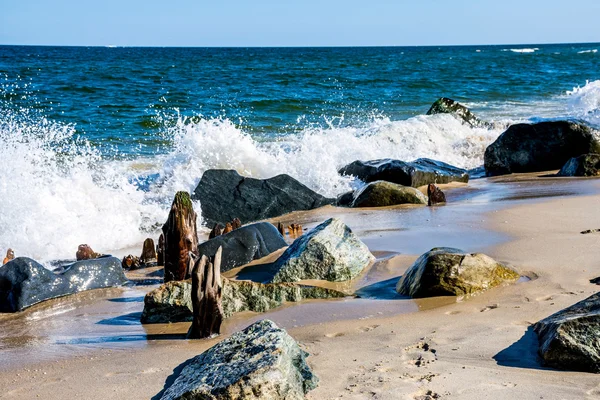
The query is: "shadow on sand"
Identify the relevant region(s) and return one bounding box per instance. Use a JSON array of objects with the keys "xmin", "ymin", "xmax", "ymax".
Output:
[
  {"xmin": 493, "ymin": 326, "xmax": 547, "ymax": 370},
  {"xmin": 152, "ymin": 355, "xmax": 197, "ymax": 400}
]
